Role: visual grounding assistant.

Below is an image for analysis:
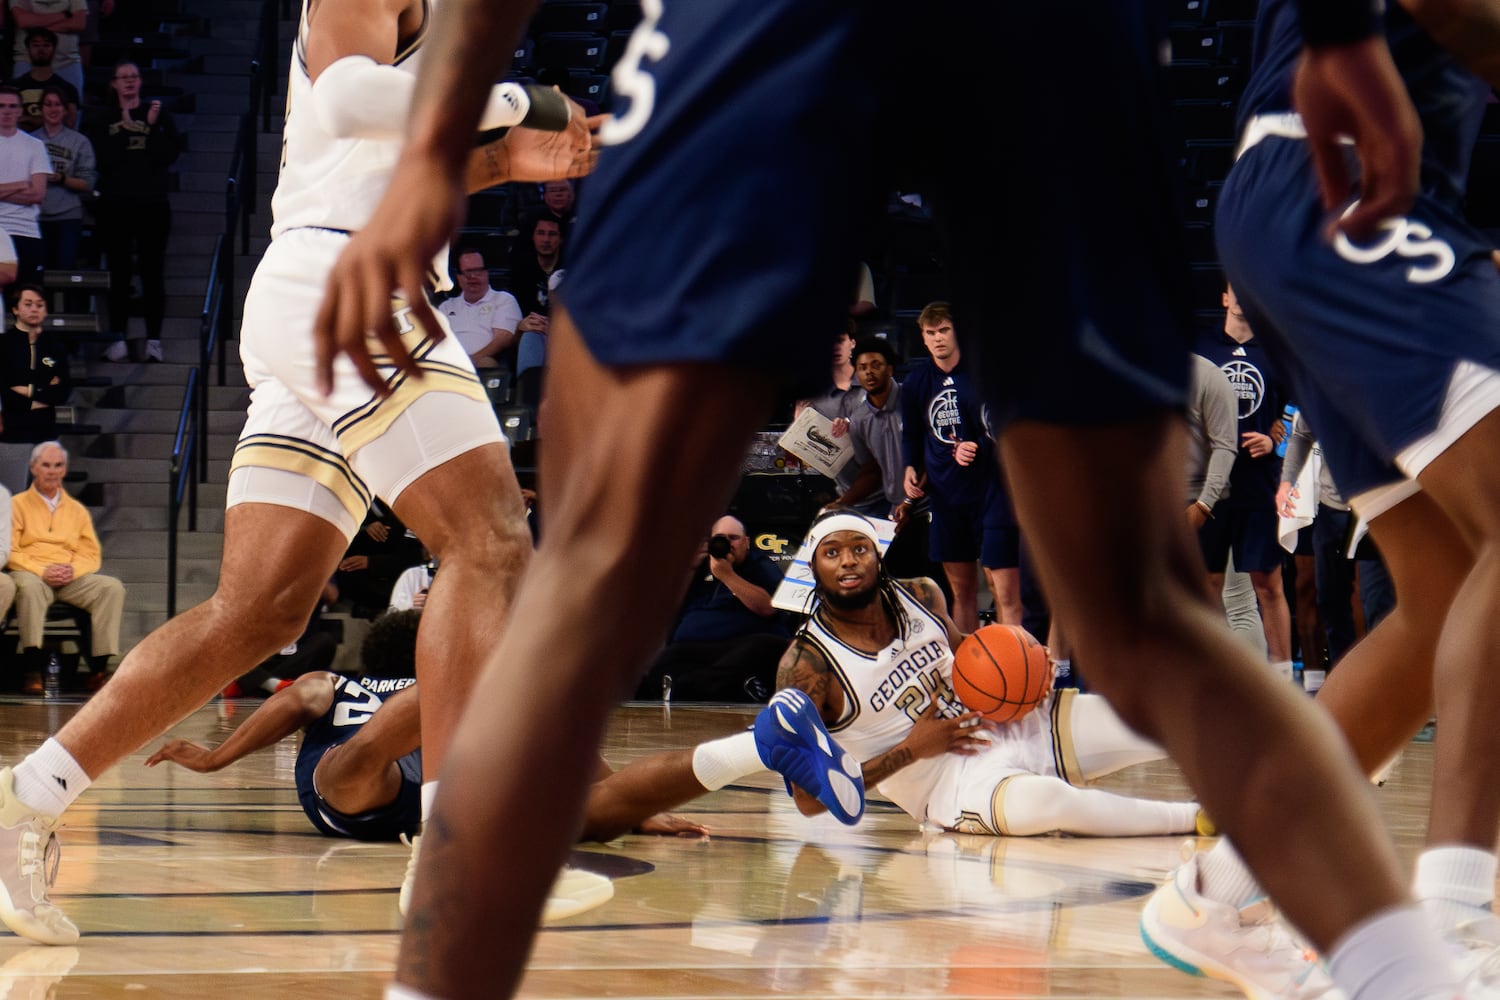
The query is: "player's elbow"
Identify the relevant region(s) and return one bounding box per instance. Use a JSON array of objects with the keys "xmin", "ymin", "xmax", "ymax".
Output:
[{"xmin": 310, "ymin": 56, "xmax": 409, "ymax": 140}]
